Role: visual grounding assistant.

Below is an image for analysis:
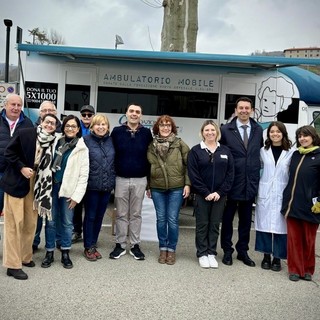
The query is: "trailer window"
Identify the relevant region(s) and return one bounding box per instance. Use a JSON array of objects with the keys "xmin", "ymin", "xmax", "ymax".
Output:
[
  {"xmin": 97, "ymin": 87, "xmax": 218, "ymax": 119},
  {"xmin": 276, "ymin": 98, "xmax": 299, "ymax": 124},
  {"xmin": 312, "ymin": 111, "xmax": 320, "ymax": 135},
  {"xmin": 65, "ymin": 84, "xmax": 91, "ymax": 111}
]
